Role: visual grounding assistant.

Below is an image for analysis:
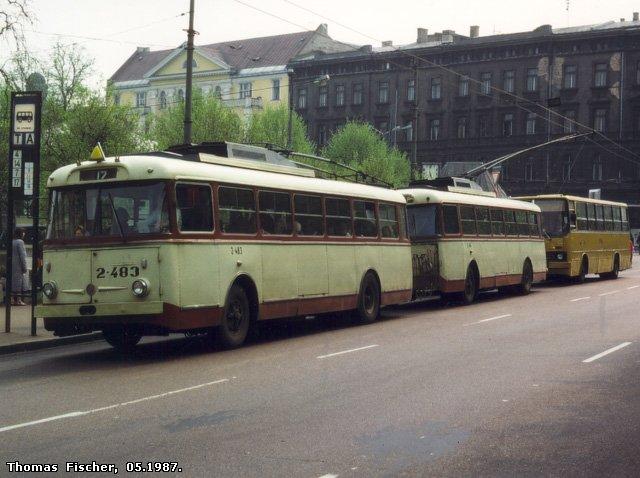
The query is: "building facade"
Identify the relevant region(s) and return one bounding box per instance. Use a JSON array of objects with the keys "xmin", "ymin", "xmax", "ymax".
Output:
[
  {"xmin": 109, "ymin": 24, "xmax": 349, "ymax": 121},
  {"xmin": 289, "ymin": 17, "xmax": 640, "ymax": 228}
]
